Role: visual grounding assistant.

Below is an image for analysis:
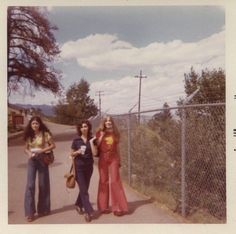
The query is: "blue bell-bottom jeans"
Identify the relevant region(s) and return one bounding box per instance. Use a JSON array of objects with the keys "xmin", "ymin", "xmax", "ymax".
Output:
[{"xmin": 24, "ymin": 157, "xmax": 50, "ymax": 217}]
